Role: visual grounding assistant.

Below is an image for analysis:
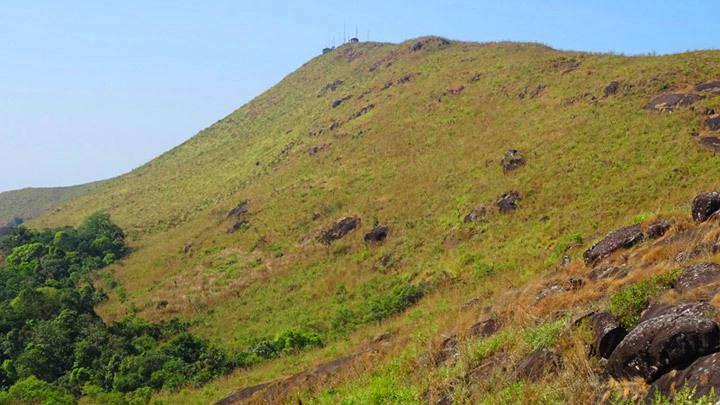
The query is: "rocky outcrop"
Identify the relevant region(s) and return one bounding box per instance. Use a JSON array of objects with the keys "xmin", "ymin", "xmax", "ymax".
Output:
[
  {"xmin": 497, "ymin": 191, "xmax": 521, "ymax": 213},
  {"xmin": 318, "ymin": 216, "xmax": 361, "ymax": 245},
  {"xmin": 645, "ymin": 219, "xmax": 671, "ymax": 239},
  {"xmin": 226, "ymin": 200, "xmax": 250, "ymax": 233},
  {"xmin": 514, "ymin": 349, "xmax": 562, "ymax": 381},
  {"xmin": 467, "ymin": 317, "xmax": 500, "ymax": 338},
  {"xmin": 500, "ymin": 149, "xmax": 526, "ymax": 173},
  {"xmin": 647, "ymin": 352, "xmax": 720, "ymax": 402},
  {"xmin": 589, "ymin": 312, "xmax": 627, "ymax": 359},
  {"xmin": 463, "ymin": 206, "xmax": 487, "ymax": 223},
  {"xmin": 583, "ymin": 224, "xmax": 643, "ymax": 264},
  {"xmin": 607, "ymin": 313, "xmax": 720, "ymax": 382},
  {"xmin": 696, "ymin": 80, "xmax": 720, "ymax": 95},
  {"xmin": 638, "ymin": 302, "xmax": 717, "ymax": 324},
  {"xmin": 699, "ymin": 136, "xmax": 720, "ymax": 152},
  {"xmin": 705, "ymin": 116, "xmax": 720, "ymax": 131},
  {"xmin": 692, "ymin": 191, "xmax": 720, "ymax": 222},
  {"xmin": 673, "ymin": 263, "xmax": 720, "ymax": 293},
  {"xmin": 644, "ymin": 93, "xmax": 704, "ymax": 112},
  {"xmin": 604, "ymin": 81, "xmax": 619, "ymax": 96}
]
